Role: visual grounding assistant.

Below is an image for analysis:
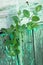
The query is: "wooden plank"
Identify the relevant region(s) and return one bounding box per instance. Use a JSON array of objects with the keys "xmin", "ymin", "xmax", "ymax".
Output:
[
  {"xmin": 19, "ymin": 29, "xmax": 35, "ymax": 65},
  {"xmin": 34, "ymin": 24, "xmax": 43, "ymax": 65}
]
